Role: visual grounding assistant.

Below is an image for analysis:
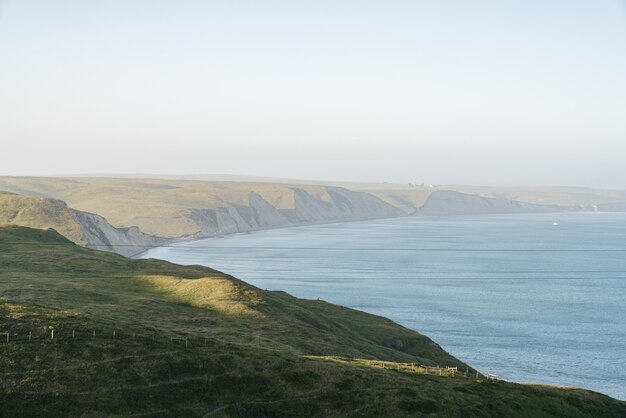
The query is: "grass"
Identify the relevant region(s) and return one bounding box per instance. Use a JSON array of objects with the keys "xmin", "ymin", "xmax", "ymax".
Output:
[
  {"xmin": 0, "ymin": 192, "xmax": 85, "ymax": 244},
  {"xmin": 1, "ymin": 225, "xmax": 625, "ymax": 417}
]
